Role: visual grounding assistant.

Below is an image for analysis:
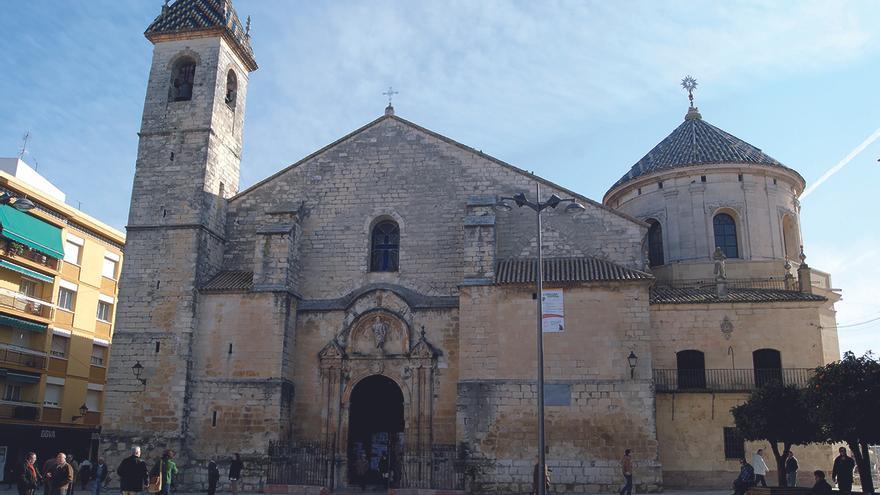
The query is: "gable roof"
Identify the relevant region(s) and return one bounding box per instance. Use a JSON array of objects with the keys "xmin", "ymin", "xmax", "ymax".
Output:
[
  {"xmin": 608, "ymin": 108, "xmax": 803, "ymax": 192},
  {"xmin": 495, "ymin": 257, "xmax": 653, "ymax": 285},
  {"xmin": 231, "ymin": 112, "xmax": 645, "ymax": 227},
  {"xmin": 145, "ymin": 0, "xmax": 257, "ymax": 71}
]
